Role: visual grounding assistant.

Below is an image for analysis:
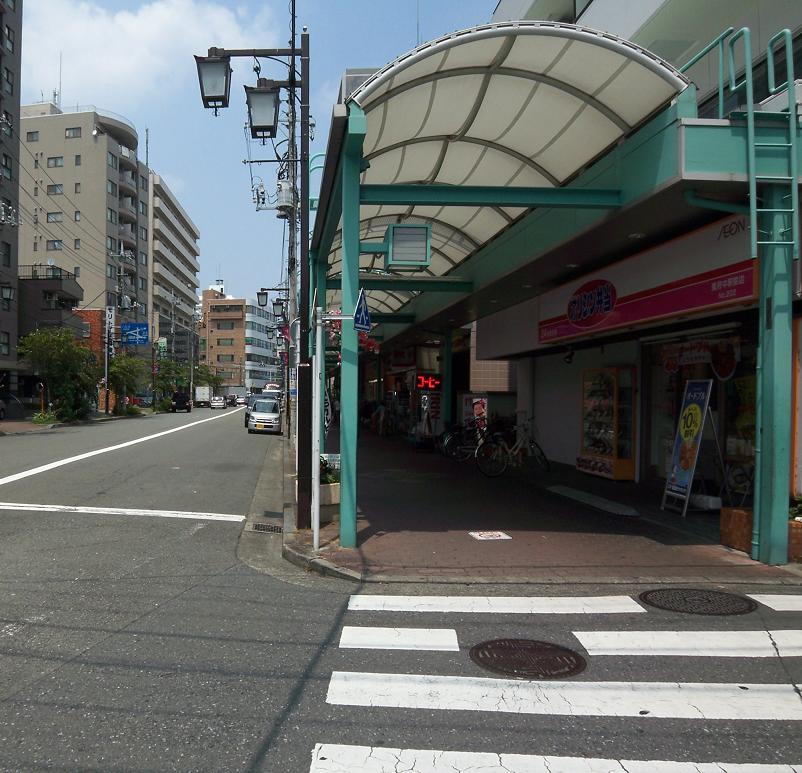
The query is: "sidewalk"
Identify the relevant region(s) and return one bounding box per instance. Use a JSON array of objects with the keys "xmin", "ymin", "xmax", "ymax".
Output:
[
  {"xmin": 283, "ymin": 430, "xmax": 802, "ymax": 585},
  {"xmin": 0, "ymin": 412, "xmax": 148, "ymax": 435}
]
